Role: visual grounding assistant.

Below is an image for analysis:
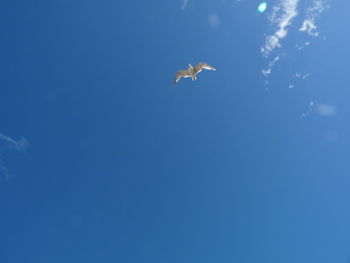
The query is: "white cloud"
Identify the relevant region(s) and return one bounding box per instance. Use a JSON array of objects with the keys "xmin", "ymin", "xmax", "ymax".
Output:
[
  {"xmin": 181, "ymin": 0, "xmax": 189, "ymax": 10},
  {"xmin": 261, "ymin": 0, "xmax": 299, "ymax": 82},
  {"xmin": 299, "ymin": 0, "xmax": 326, "ymax": 37},
  {"xmin": 300, "ymin": 20, "xmax": 318, "ymax": 36},
  {"xmin": 261, "ymin": 0, "xmax": 299, "ymax": 57}
]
